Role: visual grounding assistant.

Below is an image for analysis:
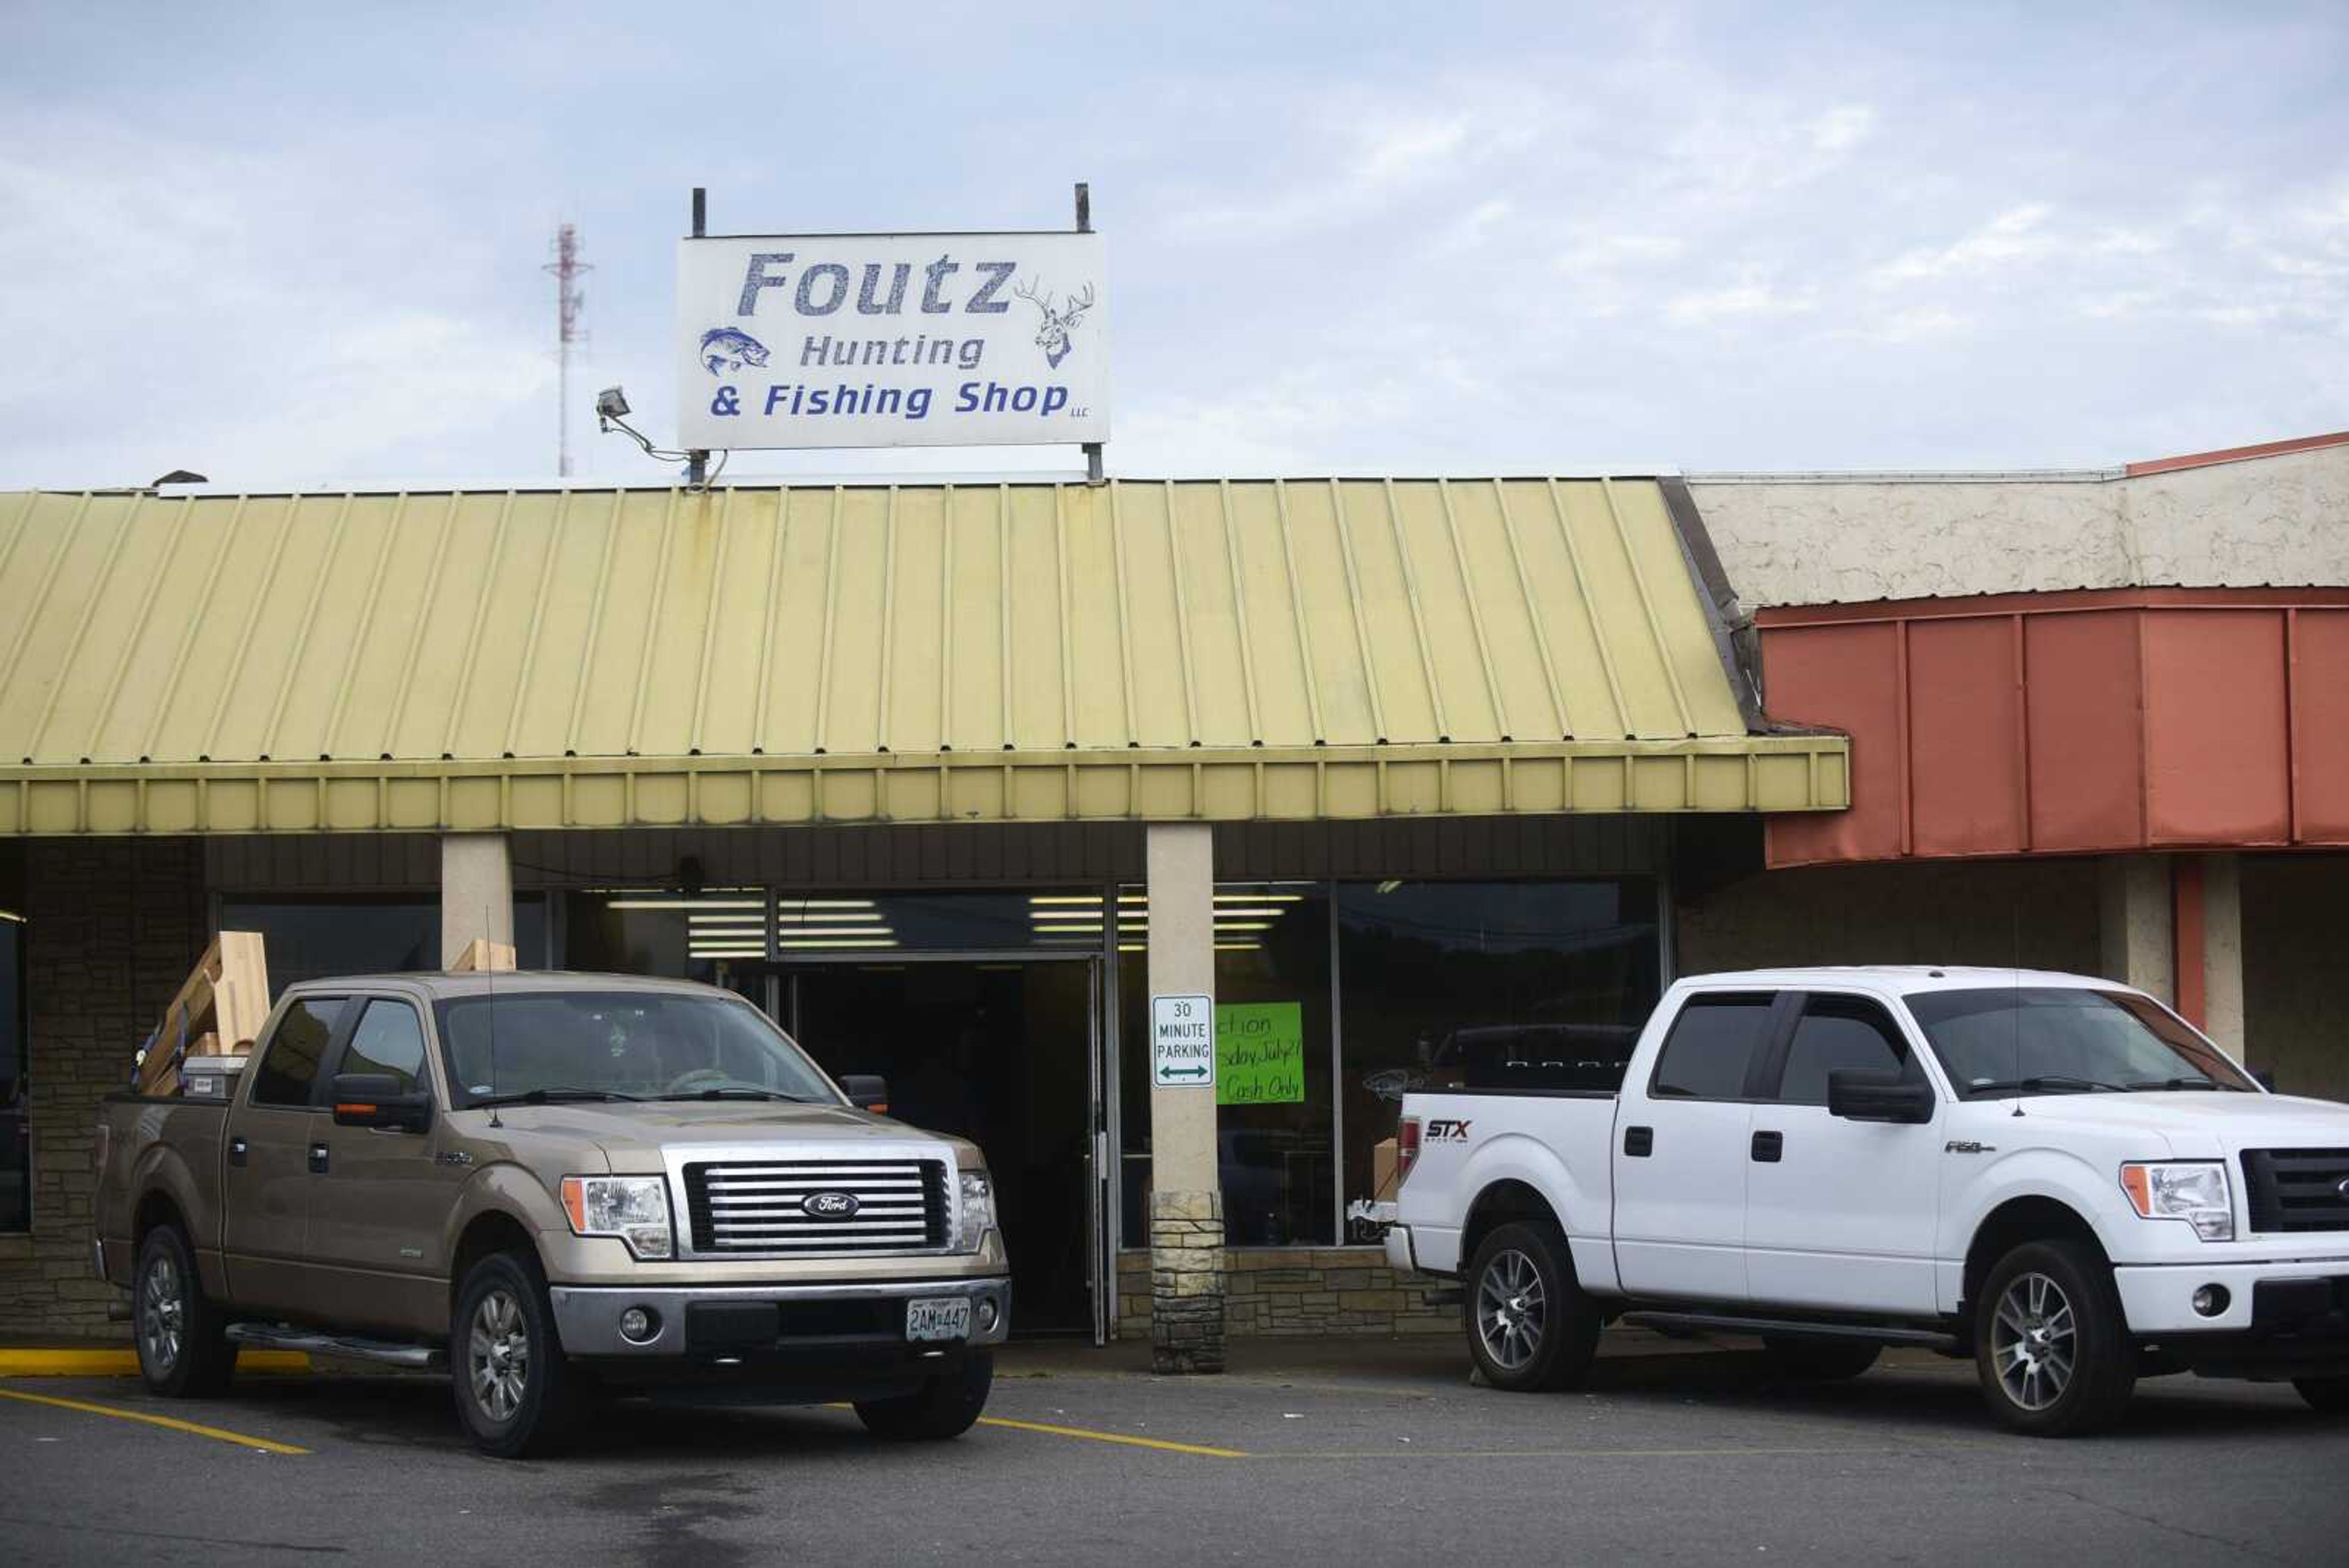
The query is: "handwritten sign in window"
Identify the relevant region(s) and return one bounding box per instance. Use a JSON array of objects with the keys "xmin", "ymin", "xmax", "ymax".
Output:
[{"xmin": 1217, "ymin": 1001, "xmax": 1305, "ymax": 1105}]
